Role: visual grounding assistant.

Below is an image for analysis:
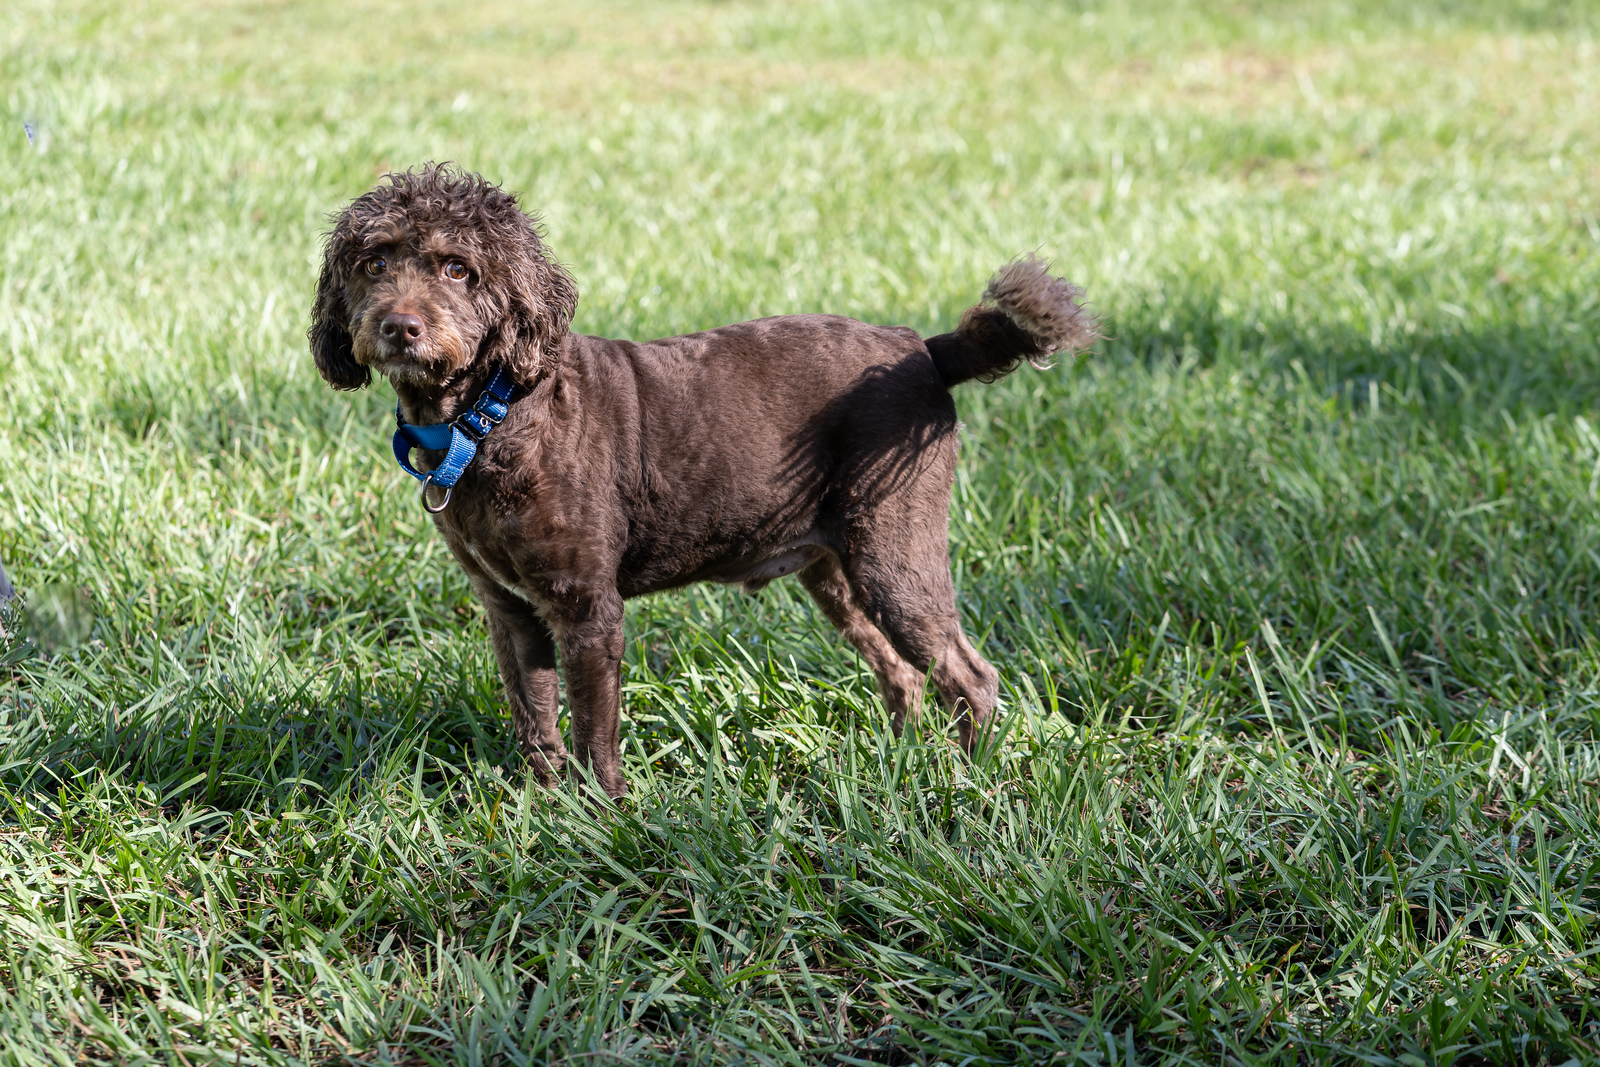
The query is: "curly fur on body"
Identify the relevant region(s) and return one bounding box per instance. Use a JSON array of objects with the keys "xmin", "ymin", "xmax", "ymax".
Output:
[{"xmin": 309, "ymin": 163, "xmax": 1095, "ymax": 799}]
